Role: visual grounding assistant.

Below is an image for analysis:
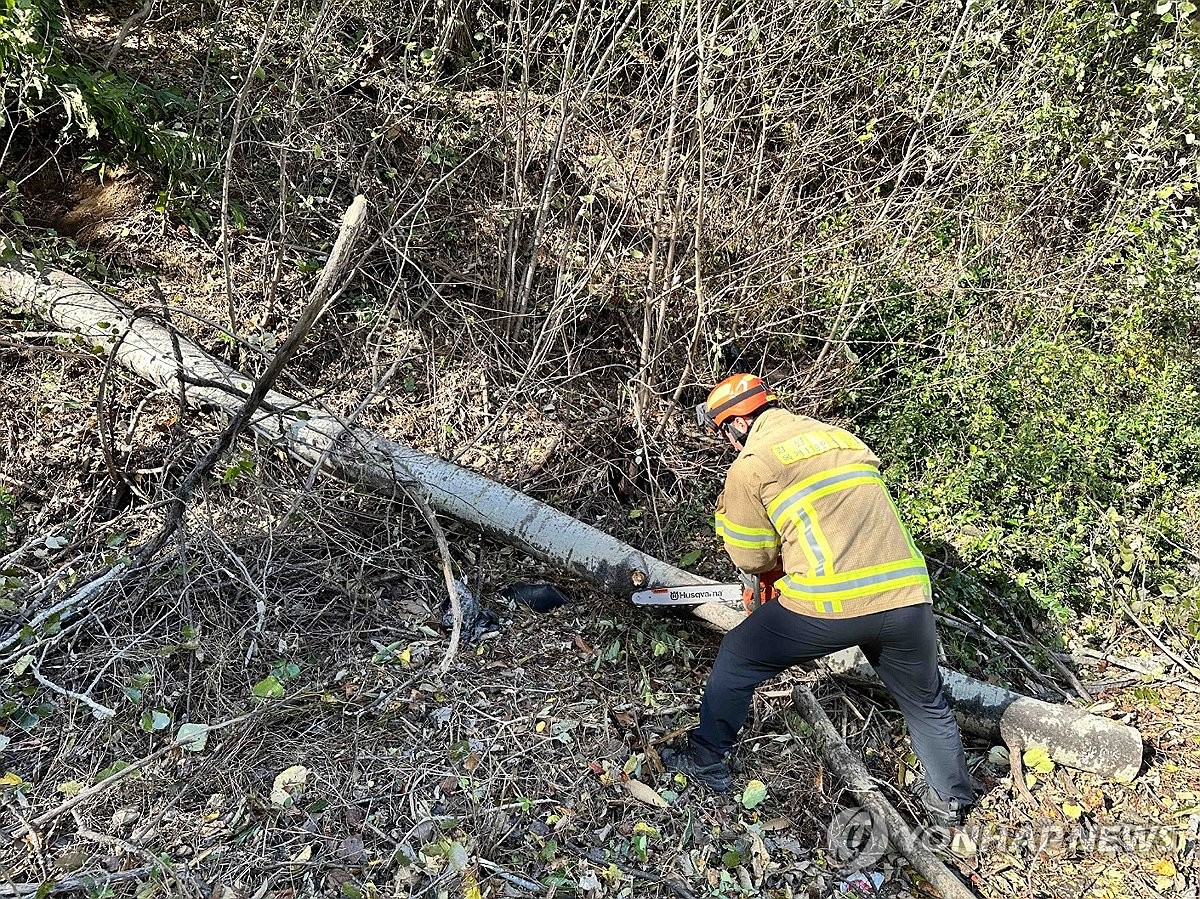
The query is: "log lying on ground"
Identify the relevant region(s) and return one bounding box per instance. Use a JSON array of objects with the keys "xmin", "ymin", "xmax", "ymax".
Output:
[
  {"xmin": 0, "ymin": 261, "xmax": 733, "ymax": 634},
  {"xmin": 3, "ymin": 262, "xmax": 1143, "ymax": 783},
  {"xmin": 819, "ymin": 648, "xmax": 1144, "ymax": 783},
  {"xmin": 792, "ymin": 686, "xmax": 978, "ymax": 899}
]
